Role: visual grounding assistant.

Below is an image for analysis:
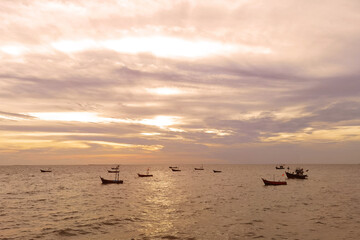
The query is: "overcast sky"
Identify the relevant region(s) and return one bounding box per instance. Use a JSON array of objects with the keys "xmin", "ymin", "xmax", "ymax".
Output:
[{"xmin": 1, "ymin": 0, "xmax": 359, "ymax": 165}]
